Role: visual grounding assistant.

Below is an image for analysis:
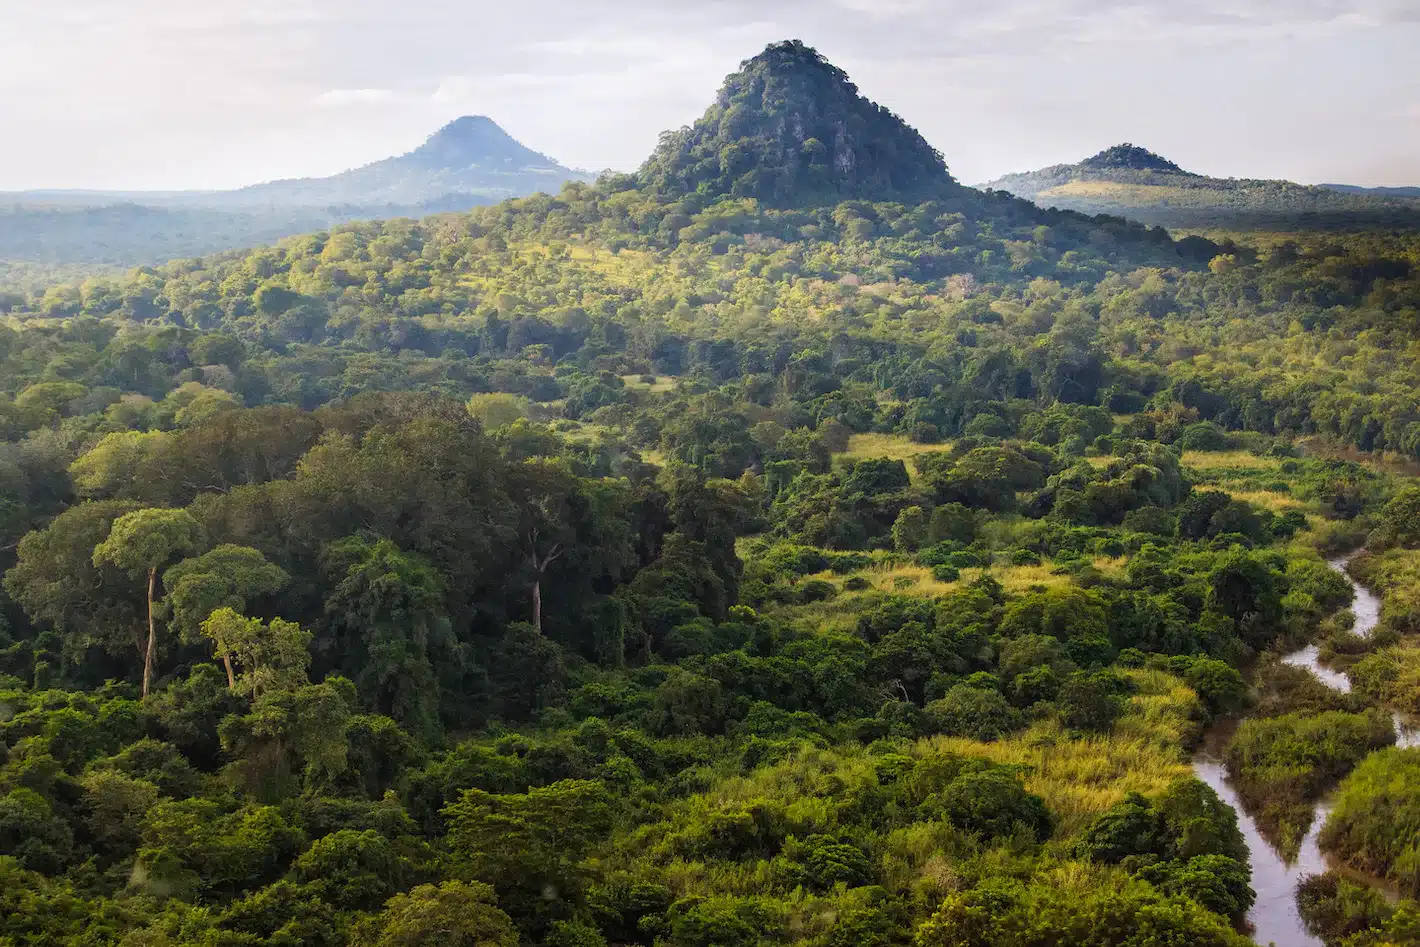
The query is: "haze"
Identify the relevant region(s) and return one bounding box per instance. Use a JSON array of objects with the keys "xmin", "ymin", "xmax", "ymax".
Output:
[{"xmin": 2, "ymin": 0, "xmax": 1417, "ymax": 191}]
